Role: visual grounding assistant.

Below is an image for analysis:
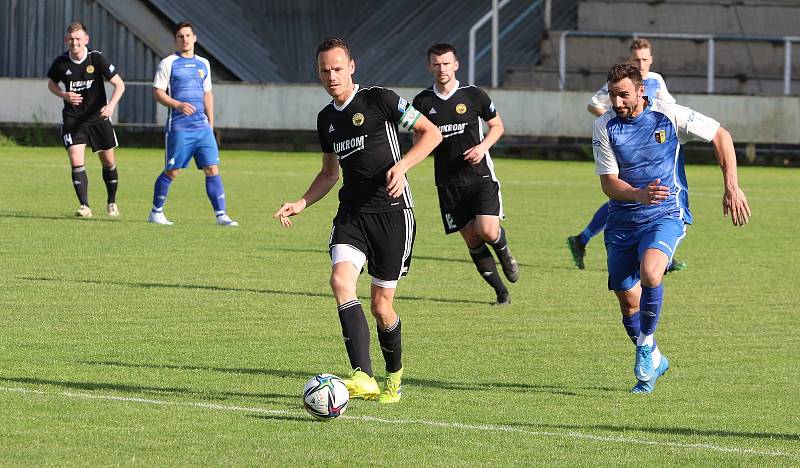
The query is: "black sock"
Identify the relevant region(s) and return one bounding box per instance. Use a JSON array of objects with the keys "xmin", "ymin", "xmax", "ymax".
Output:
[
  {"xmin": 377, "ymin": 317, "xmax": 402, "ymax": 373},
  {"xmin": 469, "ymin": 243, "xmax": 507, "ymax": 295},
  {"xmin": 102, "ymin": 164, "xmax": 118, "ymax": 204},
  {"xmin": 337, "ymin": 300, "xmax": 373, "ymax": 377},
  {"xmin": 71, "ymin": 165, "xmax": 89, "ymax": 206},
  {"xmin": 489, "ymin": 226, "xmax": 511, "ymax": 259}
]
